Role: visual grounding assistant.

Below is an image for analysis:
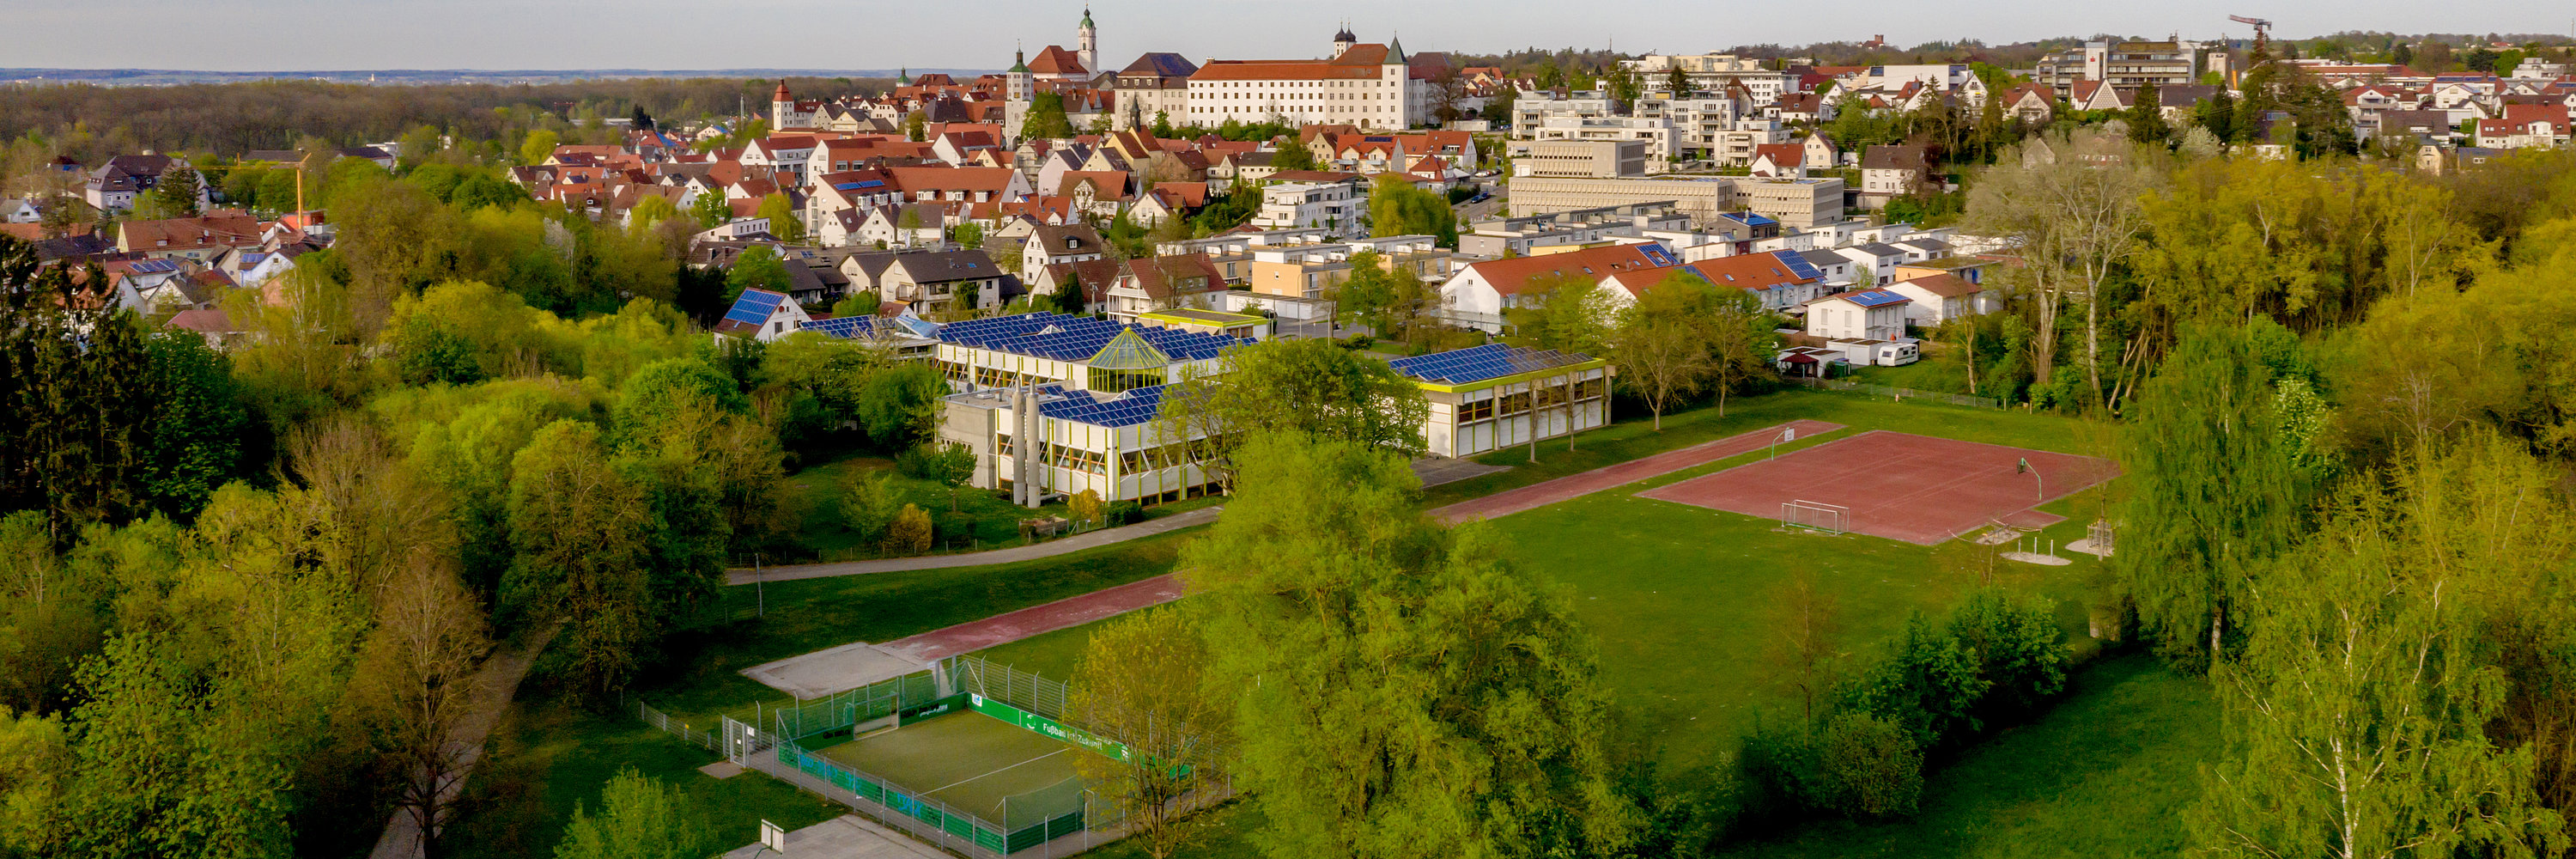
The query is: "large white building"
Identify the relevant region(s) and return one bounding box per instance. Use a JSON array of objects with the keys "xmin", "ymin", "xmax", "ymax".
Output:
[
  {"xmin": 1250, "ymin": 181, "xmax": 1364, "ymax": 236},
  {"xmin": 1182, "ymin": 29, "xmax": 1434, "ymax": 130},
  {"xmin": 932, "ymin": 313, "xmax": 1250, "ymax": 505}
]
